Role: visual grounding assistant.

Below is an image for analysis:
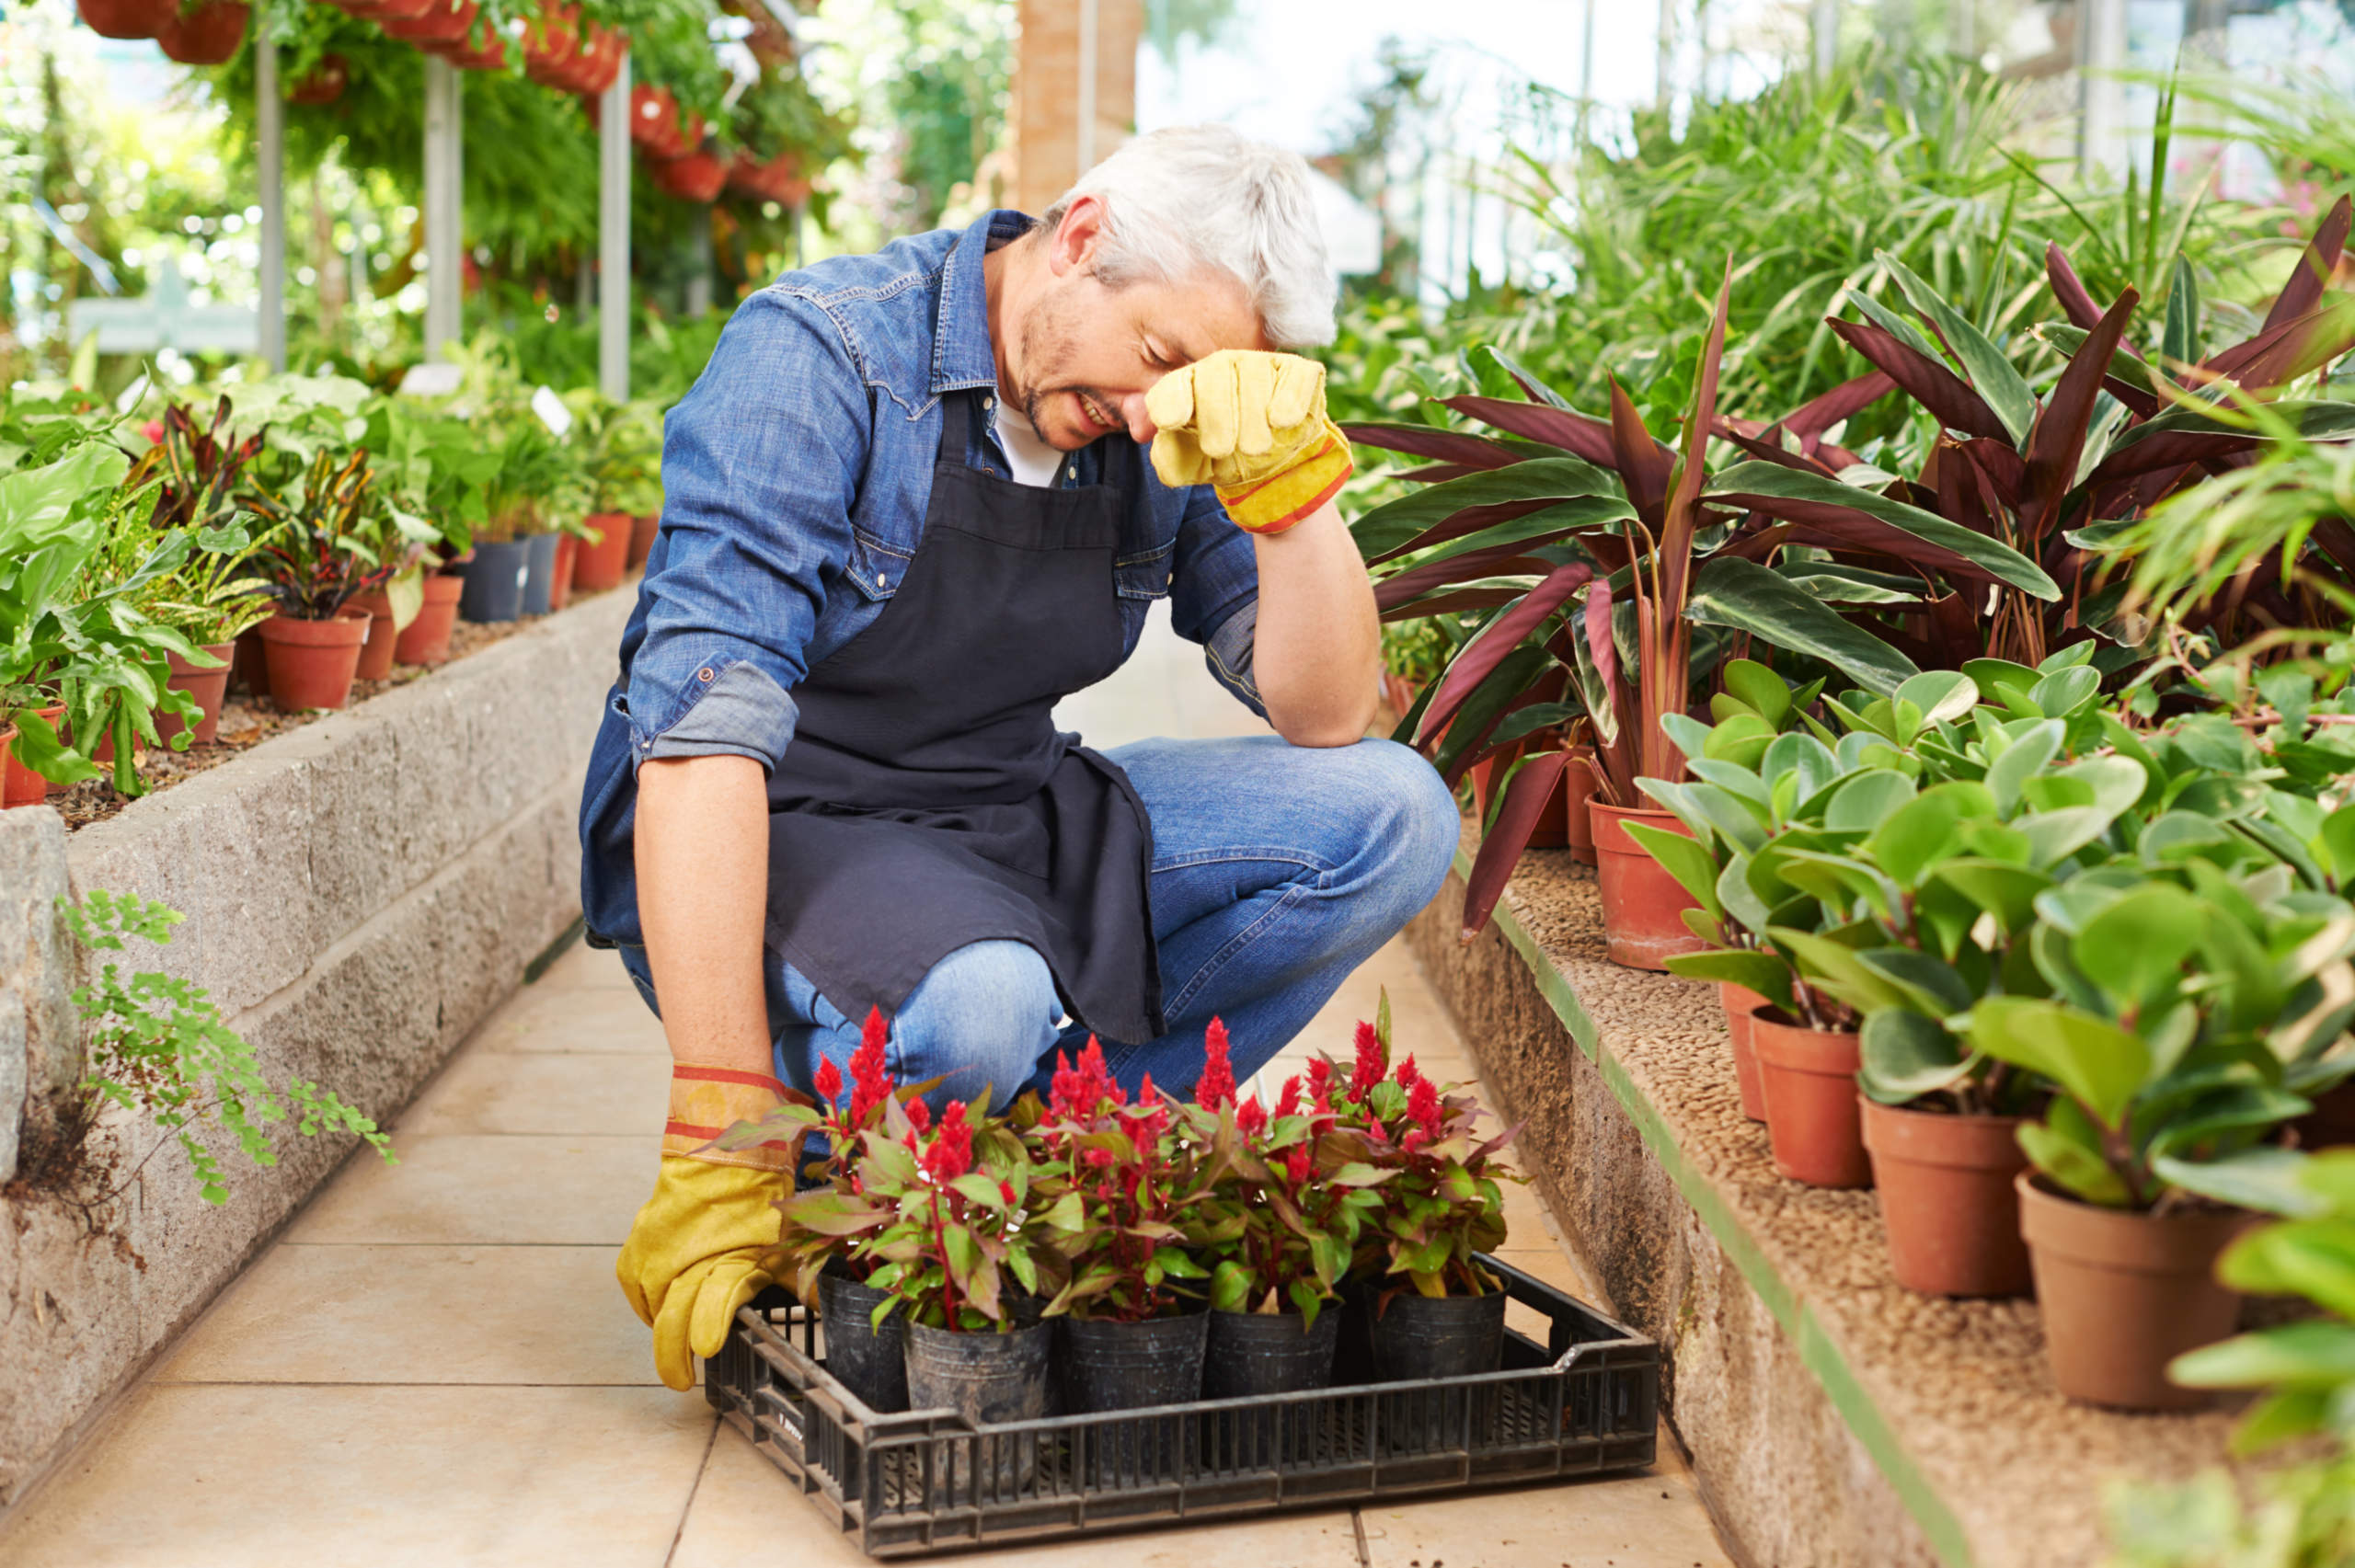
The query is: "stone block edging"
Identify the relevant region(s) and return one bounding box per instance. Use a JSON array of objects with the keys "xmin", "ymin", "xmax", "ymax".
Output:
[
  {"xmin": 0, "ymin": 586, "xmax": 634, "ymax": 1509},
  {"xmin": 1408, "ymin": 837, "xmax": 2257, "ymax": 1568}
]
